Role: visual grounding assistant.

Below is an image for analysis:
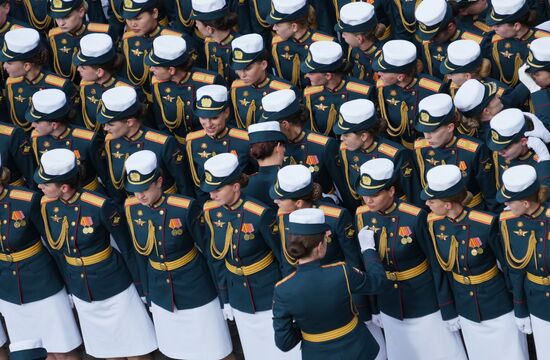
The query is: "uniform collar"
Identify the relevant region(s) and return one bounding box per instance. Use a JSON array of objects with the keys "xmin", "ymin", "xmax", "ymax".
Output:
[
  {"xmin": 125, "ymin": 128, "xmax": 144, "ymax": 142},
  {"xmin": 294, "ymin": 30, "xmax": 312, "ymax": 44},
  {"xmin": 519, "ymin": 29, "xmax": 534, "ymax": 42},
  {"xmin": 28, "ymin": 72, "xmax": 45, "ymax": 85},
  {"xmin": 101, "ymin": 76, "xmax": 117, "ymax": 88},
  {"xmin": 62, "ymin": 191, "xmax": 81, "ymax": 205},
  {"xmin": 289, "ymin": 131, "xmax": 306, "ymax": 144},
  {"xmin": 224, "ymin": 198, "xmax": 244, "ymax": 211},
  {"xmin": 0, "ymin": 188, "xmax": 8, "ymax": 201},
  {"xmin": 404, "ymin": 77, "xmax": 418, "ymax": 90},
  {"xmin": 327, "ymin": 79, "xmax": 346, "ymax": 93},
  {"xmin": 444, "ymin": 136, "xmax": 458, "ymax": 148},
  {"xmin": 253, "ymin": 76, "xmax": 270, "ymax": 89},
  {"xmin": 526, "ymin": 206, "xmax": 544, "ymax": 219},
  {"xmin": 220, "ymin": 33, "xmax": 234, "ymax": 46},
  {"xmin": 151, "ymin": 195, "xmax": 165, "ymax": 209},
  {"xmin": 73, "ymin": 23, "xmax": 87, "ymax": 37},
  {"xmin": 212, "ymin": 127, "xmax": 229, "ymax": 140},
  {"xmin": 146, "ymin": 26, "xmax": 161, "ymax": 38},
  {"xmin": 380, "ymin": 202, "xmax": 397, "ymax": 215},
  {"xmin": 56, "ymin": 126, "xmax": 71, "ymax": 140},
  {"xmin": 518, "ymin": 149, "xmax": 533, "ymax": 161},
  {"xmin": 448, "ymin": 209, "xmax": 467, "ymax": 223},
  {"xmin": 178, "ymin": 72, "xmax": 192, "ymax": 85},
  {"xmin": 0, "ymin": 20, "xmax": 11, "ymax": 34},
  {"xmin": 259, "ymin": 165, "xmax": 280, "ymax": 174},
  {"xmin": 363, "ymin": 43, "xmax": 378, "ymax": 56},
  {"xmin": 363, "ymin": 140, "xmax": 378, "ymax": 154},
  {"xmin": 449, "ymin": 29, "xmax": 462, "ymax": 42}
]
